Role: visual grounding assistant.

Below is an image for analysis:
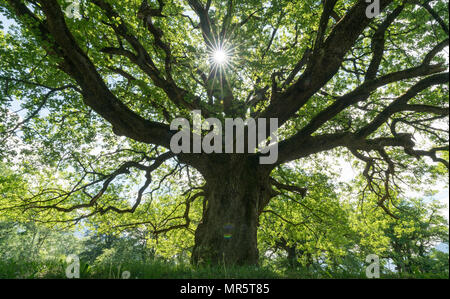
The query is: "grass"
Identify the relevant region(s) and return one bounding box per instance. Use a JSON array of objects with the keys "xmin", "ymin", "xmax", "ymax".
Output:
[
  {"xmin": 0, "ymin": 259, "xmax": 447, "ymax": 279},
  {"xmin": 0, "ymin": 259, "xmax": 284, "ymax": 279}
]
